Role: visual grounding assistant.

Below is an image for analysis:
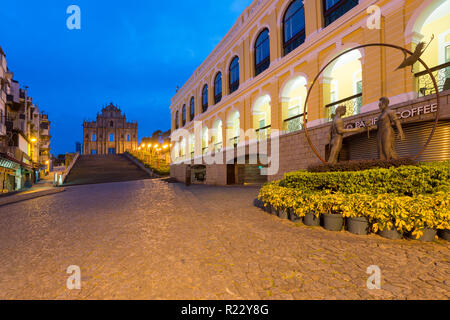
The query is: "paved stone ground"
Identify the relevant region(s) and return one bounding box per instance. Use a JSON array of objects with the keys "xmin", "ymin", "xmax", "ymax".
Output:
[{"xmin": 0, "ymin": 179, "xmax": 448, "ymax": 300}]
